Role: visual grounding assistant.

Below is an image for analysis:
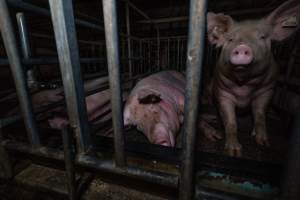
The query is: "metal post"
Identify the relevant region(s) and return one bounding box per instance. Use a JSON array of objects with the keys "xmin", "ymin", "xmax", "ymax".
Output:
[
  {"xmin": 126, "ymin": 2, "xmax": 133, "ymax": 78},
  {"xmin": 281, "ymin": 111, "xmax": 300, "ymax": 200},
  {"xmin": 48, "ymin": 0, "xmax": 91, "ymax": 153},
  {"xmin": 62, "ymin": 127, "xmax": 77, "ymax": 200},
  {"xmin": 0, "ymin": 0, "xmax": 40, "ymax": 147},
  {"xmin": 0, "ymin": 127, "xmax": 12, "ymax": 179},
  {"xmin": 179, "ymin": 0, "xmax": 207, "ymax": 199},
  {"xmin": 102, "ymin": 0, "xmax": 126, "ymax": 166},
  {"xmin": 16, "ymin": 12, "xmax": 37, "ymax": 89}
]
